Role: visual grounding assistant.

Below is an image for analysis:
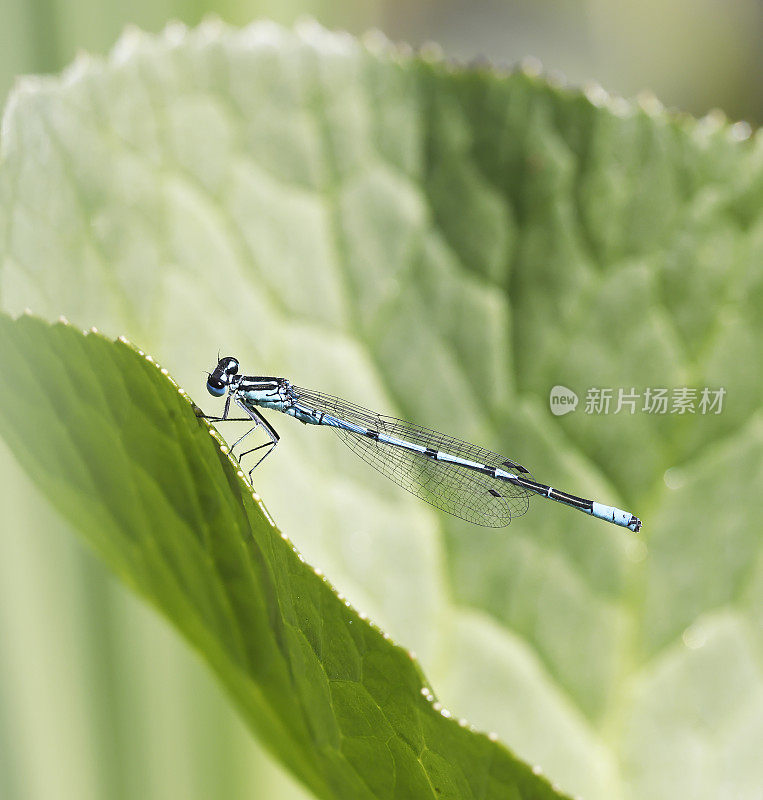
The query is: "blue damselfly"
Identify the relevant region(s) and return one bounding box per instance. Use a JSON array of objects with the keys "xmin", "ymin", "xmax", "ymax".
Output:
[{"xmin": 201, "ymin": 357, "xmax": 641, "ymax": 533}]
